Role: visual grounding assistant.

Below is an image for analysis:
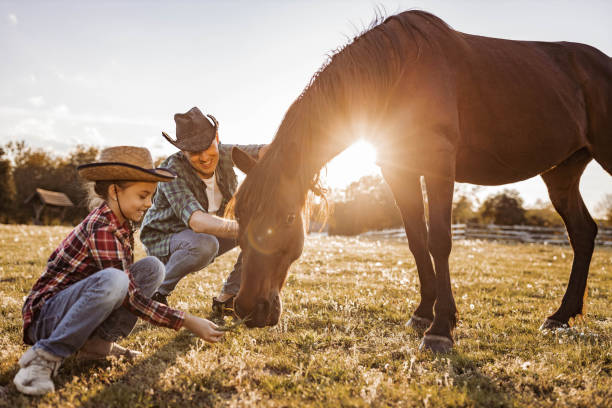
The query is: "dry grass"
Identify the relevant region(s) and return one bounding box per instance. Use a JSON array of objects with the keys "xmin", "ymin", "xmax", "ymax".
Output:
[{"xmin": 0, "ymin": 225, "xmax": 610, "ymax": 407}]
